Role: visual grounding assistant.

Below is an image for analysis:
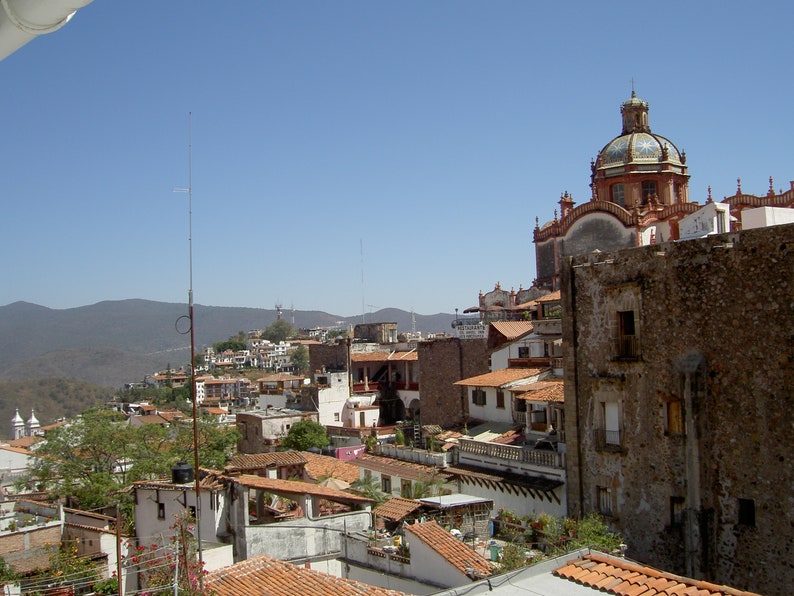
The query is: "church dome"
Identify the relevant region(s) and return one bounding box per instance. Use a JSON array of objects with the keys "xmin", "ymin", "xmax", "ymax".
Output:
[
  {"xmin": 599, "ymin": 132, "xmax": 682, "ymax": 167},
  {"xmin": 595, "ymin": 91, "xmax": 684, "ymax": 171}
]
